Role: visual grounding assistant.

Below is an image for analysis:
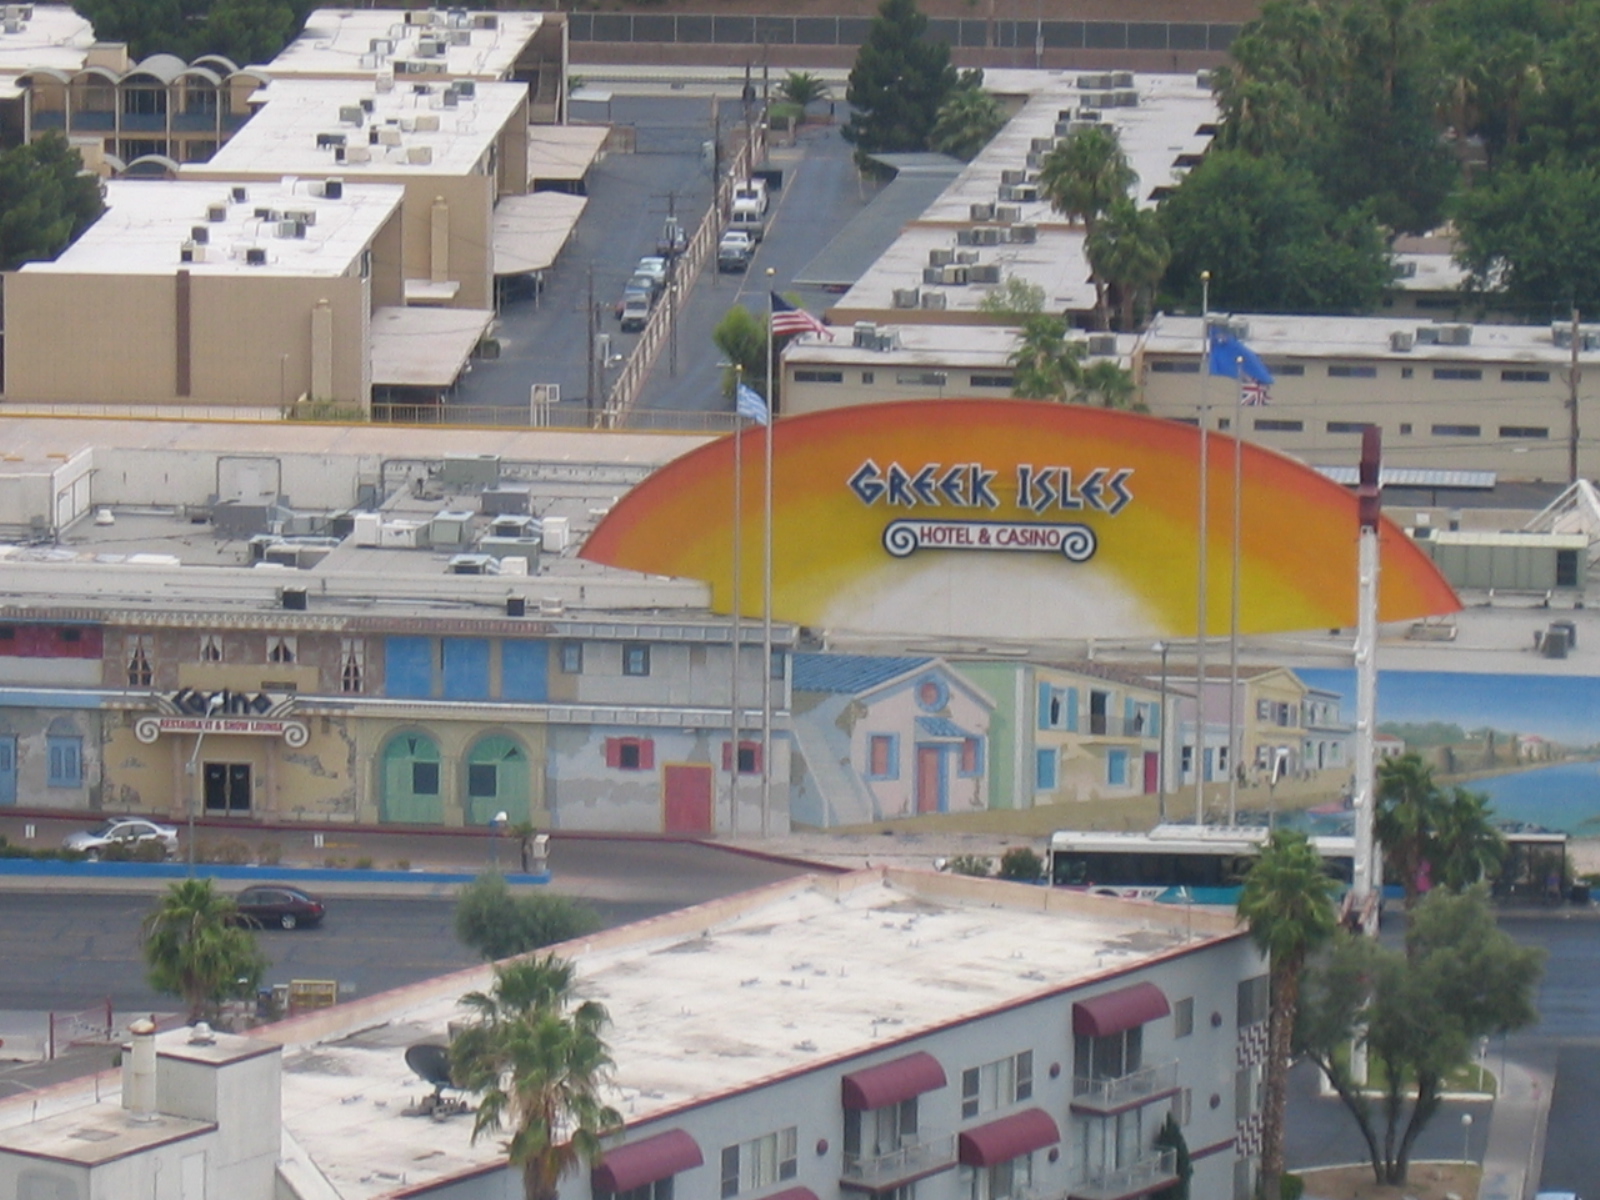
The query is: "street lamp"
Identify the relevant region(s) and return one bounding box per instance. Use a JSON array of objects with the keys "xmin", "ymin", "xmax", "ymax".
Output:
[
  {"xmin": 185, "ymin": 693, "xmax": 226, "ymax": 875},
  {"xmin": 1460, "ymin": 1112, "xmax": 1473, "ymax": 1163},
  {"xmin": 1153, "ymin": 641, "xmax": 1170, "ymax": 824},
  {"xmin": 490, "ymin": 810, "xmax": 508, "ymax": 870}
]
